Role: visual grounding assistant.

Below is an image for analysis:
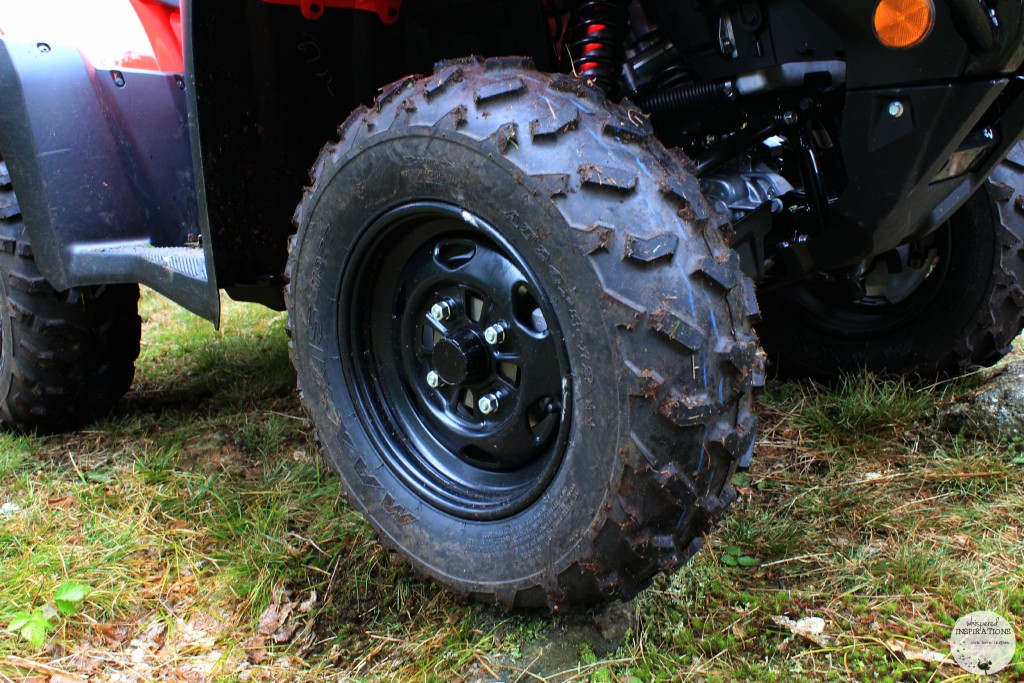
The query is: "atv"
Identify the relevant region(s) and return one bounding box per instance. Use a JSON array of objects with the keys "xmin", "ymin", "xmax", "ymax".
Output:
[{"xmin": 1, "ymin": 0, "xmax": 1022, "ymax": 611}]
